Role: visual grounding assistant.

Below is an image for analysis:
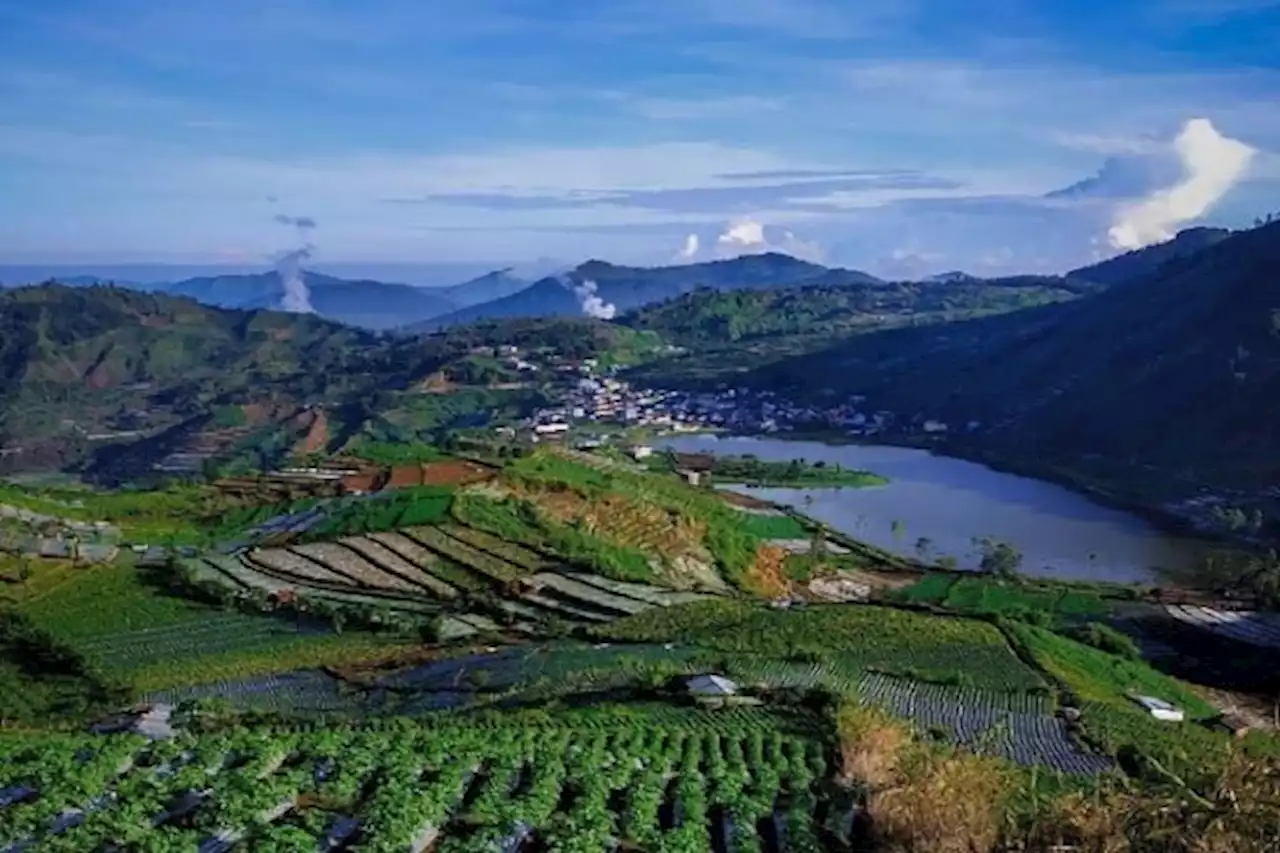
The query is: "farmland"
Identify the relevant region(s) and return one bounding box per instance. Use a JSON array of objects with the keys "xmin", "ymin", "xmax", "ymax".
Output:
[
  {"xmin": 7, "ymin": 438, "xmax": 1280, "ymax": 851},
  {"xmin": 0, "ymin": 705, "xmax": 830, "ymax": 853},
  {"xmin": 595, "ymin": 600, "xmax": 1049, "ymax": 694}
]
